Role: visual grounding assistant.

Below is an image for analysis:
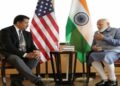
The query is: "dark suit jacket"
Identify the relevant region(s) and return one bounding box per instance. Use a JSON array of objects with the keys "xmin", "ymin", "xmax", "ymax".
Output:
[{"xmin": 0, "ymin": 25, "xmax": 37, "ymax": 58}]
